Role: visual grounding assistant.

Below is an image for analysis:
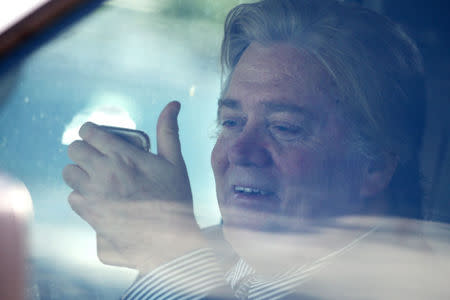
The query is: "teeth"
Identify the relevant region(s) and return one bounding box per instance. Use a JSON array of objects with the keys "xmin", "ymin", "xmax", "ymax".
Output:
[{"xmin": 234, "ymin": 186, "xmax": 268, "ymax": 195}]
